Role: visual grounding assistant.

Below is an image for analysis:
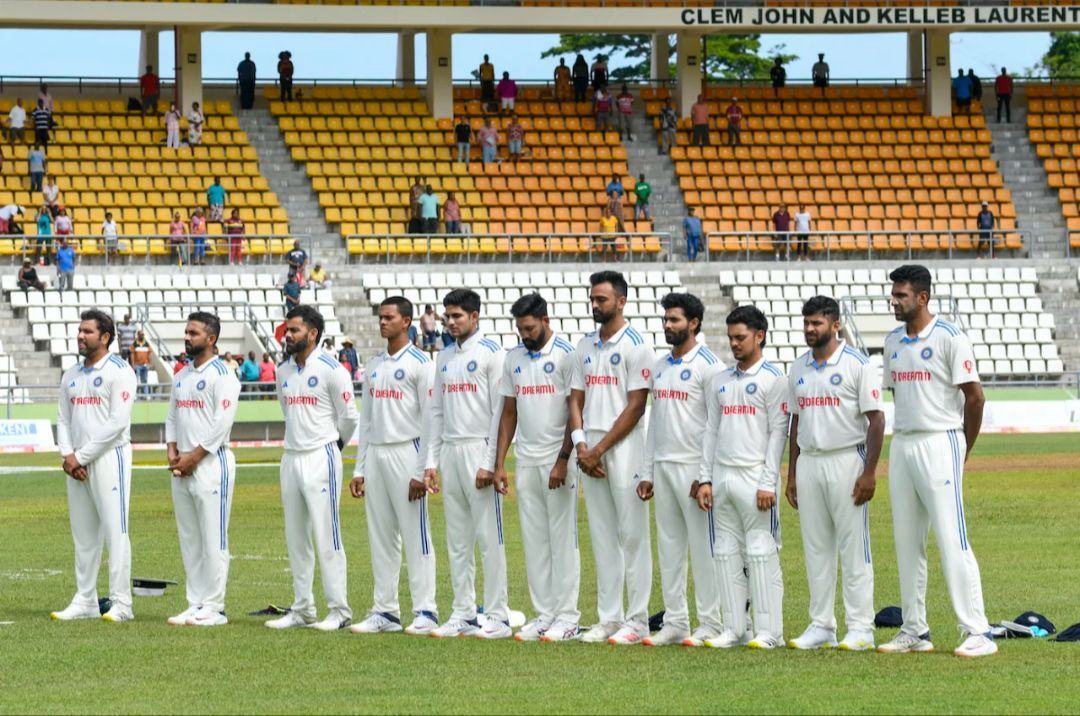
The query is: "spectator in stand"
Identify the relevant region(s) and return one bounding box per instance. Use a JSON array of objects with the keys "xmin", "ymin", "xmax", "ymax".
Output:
[
  {"xmin": 0, "ymin": 204, "xmax": 25, "ymax": 234},
  {"xmin": 497, "ymin": 72, "xmax": 518, "ymax": 114},
  {"xmin": 6, "ymin": 98, "xmax": 26, "ymax": 143},
  {"xmin": 259, "ymin": 352, "xmax": 276, "ymax": 393},
  {"xmin": 283, "ymin": 273, "xmax": 301, "ymax": 314},
  {"xmin": 101, "ymin": 211, "xmax": 119, "ymax": 258},
  {"xmin": 725, "ymin": 97, "xmax": 744, "ymax": 147},
  {"xmin": 224, "ymin": 208, "xmax": 245, "ymax": 264},
  {"xmin": 187, "ymin": 102, "xmax": 204, "ymax": 146},
  {"xmin": 812, "ymin": 53, "xmax": 830, "ymax": 94},
  {"xmin": 659, "ymin": 99, "xmax": 677, "ymax": 155},
  {"xmin": 285, "ymin": 239, "xmax": 307, "ymax": 282},
  {"xmin": 479, "ymin": 55, "xmax": 496, "ymax": 104},
  {"xmin": 976, "ymin": 200, "xmax": 996, "ymax": 257},
  {"xmin": 38, "ymin": 84, "xmax": 54, "ymax": 114},
  {"xmin": 454, "ymin": 117, "xmax": 473, "ymax": 164},
  {"xmin": 572, "ymin": 54, "xmax": 590, "ymax": 103},
  {"xmin": 591, "ymin": 55, "xmax": 609, "ymax": 94},
  {"xmin": 407, "ymin": 322, "xmax": 420, "ymax": 348},
  {"xmin": 308, "ymin": 263, "xmax": 331, "ymax": 288},
  {"xmin": 598, "ymin": 205, "xmax": 619, "ymax": 254},
  {"xmin": 418, "ymin": 185, "xmax": 440, "ymax": 234},
  {"xmin": 968, "ymin": 68, "xmax": 982, "ymax": 103},
  {"xmin": 633, "ymin": 173, "xmax": 651, "ymax": 221},
  {"xmin": 117, "ymin": 314, "xmax": 137, "ymax": 363},
  {"xmin": 478, "ymin": 118, "xmax": 499, "ymax": 166},
  {"xmin": 237, "ymin": 52, "xmax": 257, "ymax": 110},
  {"xmin": 27, "ymin": 144, "xmax": 46, "ymax": 192},
  {"xmin": 55, "ymin": 238, "xmax": 75, "ymax": 292},
  {"xmin": 420, "ymin": 304, "xmax": 438, "ymax": 355},
  {"xmin": 207, "ymin": 177, "xmax": 226, "ymax": 222},
  {"xmin": 17, "ymin": 259, "xmax": 45, "ymax": 293},
  {"xmin": 772, "ymin": 205, "xmax": 791, "ymax": 261},
  {"xmin": 683, "ymin": 207, "xmax": 703, "ymax": 262},
  {"xmin": 770, "ymin": 57, "xmax": 787, "ymax": 99},
  {"xmin": 443, "ymin": 192, "xmax": 462, "ymax": 234},
  {"xmin": 222, "ymin": 352, "xmax": 241, "ymax": 378},
  {"xmin": 190, "ymin": 207, "xmax": 208, "ymax": 265},
  {"xmin": 42, "ymin": 175, "xmax": 60, "ymax": 218},
  {"xmin": 169, "ymin": 210, "xmax": 188, "ymax": 266},
  {"xmin": 691, "ymin": 94, "xmax": 710, "ymax": 147},
  {"xmin": 615, "ymin": 84, "xmax": 634, "ymax": 140},
  {"xmin": 131, "ymin": 331, "xmax": 153, "ymax": 392},
  {"xmin": 440, "ymin": 316, "xmax": 454, "ymax": 349},
  {"xmin": 507, "ymin": 116, "xmax": 525, "ymax": 164},
  {"xmin": 140, "ymin": 65, "xmax": 160, "ymax": 116},
  {"xmin": 793, "ymin": 204, "xmax": 812, "ymax": 261},
  {"xmin": 278, "ymin": 51, "xmax": 295, "ymax": 102},
  {"xmin": 54, "ymin": 207, "xmax": 73, "ymax": 241},
  {"xmin": 606, "ymin": 174, "xmax": 625, "ymax": 231},
  {"xmin": 554, "ymin": 58, "xmax": 572, "ymax": 103},
  {"xmin": 953, "ymin": 69, "xmax": 972, "ymax": 114},
  {"xmin": 34, "ymin": 206, "xmax": 52, "ymax": 265},
  {"xmin": 408, "ymin": 176, "xmax": 425, "ymax": 234},
  {"xmin": 594, "ymin": 87, "xmax": 612, "ymax": 133},
  {"xmin": 995, "ymin": 67, "xmax": 1013, "ymax": 123},
  {"xmin": 165, "ymin": 102, "xmax": 182, "ymax": 149},
  {"xmin": 338, "ymin": 338, "xmax": 359, "ymax": 377},
  {"xmin": 322, "ymin": 338, "xmax": 336, "ymax": 354},
  {"xmin": 241, "ymin": 350, "xmax": 261, "ymax": 392},
  {"xmin": 173, "ymin": 354, "xmax": 191, "ymax": 376}
]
